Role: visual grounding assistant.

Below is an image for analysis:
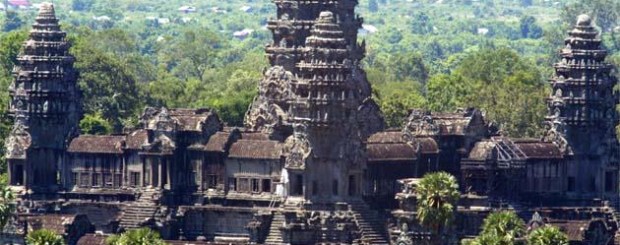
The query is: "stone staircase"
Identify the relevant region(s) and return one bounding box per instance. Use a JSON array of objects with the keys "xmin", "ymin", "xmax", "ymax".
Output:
[
  {"xmin": 349, "ymin": 199, "xmax": 390, "ymax": 245},
  {"xmin": 119, "ymin": 189, "xmax": 160, "ymax": 230},
  {"xmin": 264, "ymin": 212, "xmax": 285, "ymax": 245}
]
